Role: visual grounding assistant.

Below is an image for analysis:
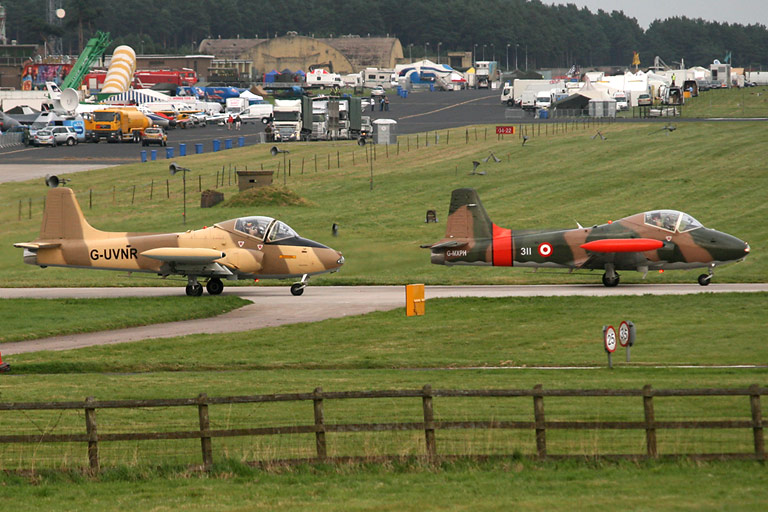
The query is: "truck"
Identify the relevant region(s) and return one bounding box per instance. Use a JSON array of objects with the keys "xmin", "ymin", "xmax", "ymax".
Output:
[
  {"xmin": 362, "ymin": 68, "xmax": 397, "ymax": 89},
  {"xmin": 301, "ymin": 96, "xmax": 363, "ymax": 141},
  {"xmin": 272, "ymin": 99, "xmax": 303, "ymax": 142},
  {"xmin": 225, "ymin": 97, "xmax": 249, "ymax": 114},
  {"xmin": 84, "ymin": 107, "xmax": 152, "ymax": 142},
  {"xmin": 305, "ymin": 69, "xmax": 344, "ymax": 88},
  {"xmin": 475, "ymin": 61, "xmax": 499, "ymax": 89}
]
